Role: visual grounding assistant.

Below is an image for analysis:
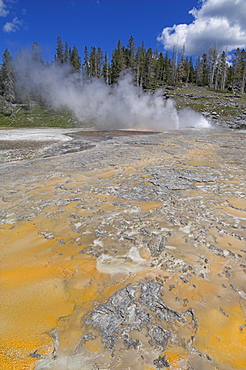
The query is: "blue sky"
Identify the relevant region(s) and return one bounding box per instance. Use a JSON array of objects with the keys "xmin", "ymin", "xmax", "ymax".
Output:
[
  {"xmin": 0, "ymin": 0, "xmax": 200, "ymax": 61},
  {"xmin": 1, "ymin": 0, "xmax": 246, "ymax": 62}
]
